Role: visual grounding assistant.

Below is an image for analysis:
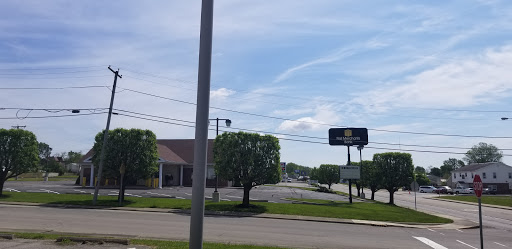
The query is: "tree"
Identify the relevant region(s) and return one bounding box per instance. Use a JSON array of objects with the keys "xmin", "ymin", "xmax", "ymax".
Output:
[
  {"xmin": 463, "ymin": 142, "xmax": 503, "ymax": 164},
  {"xmin": 415, "ymin": 173, "xmax": 430, "ymax": 186},
  {"xmin": 92, "ymin": 128, "xmax": 158, "ymax": 204},
  {"xmin": 285, "ymin": 162, "xmax": 311, "ymax": 177},
  {"xmin": 429, "ymin": 167, "xmax": 442, "ymax": 177},
  {"xmin": 317, "ymin": 164, "xmax": 339, "ymax": 189},
  {"xmin": 360, "ymin": 160, "xmax": 380, "ymax": 200},
  {"xmin": 38, "ymin": 142, "xmax": 64, "ymax": 180},
  {"xmin": 373, "ymin": 152, "xmax": 414, "ymax": 205},
  {"xmin": 440, "ymin": 158, "xmax": 465, "ymax": 178},
  {"xmin": 310, "ymin": 167, "xmax": 318, "ymax": 181},
  {"xmin": 414, "ymin": 166, "xmax": 426, "ymax": 174},
  {"xmin": 214, "ymin": 131, "xmax": 281, "ymax": 207},
  {"xmin": 66, "ymin": 151, "xmax": 83, "ymax": 164},
  {"xmin": 0, "ymin": 129, "xmax": 39, "ymax": 196}
]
